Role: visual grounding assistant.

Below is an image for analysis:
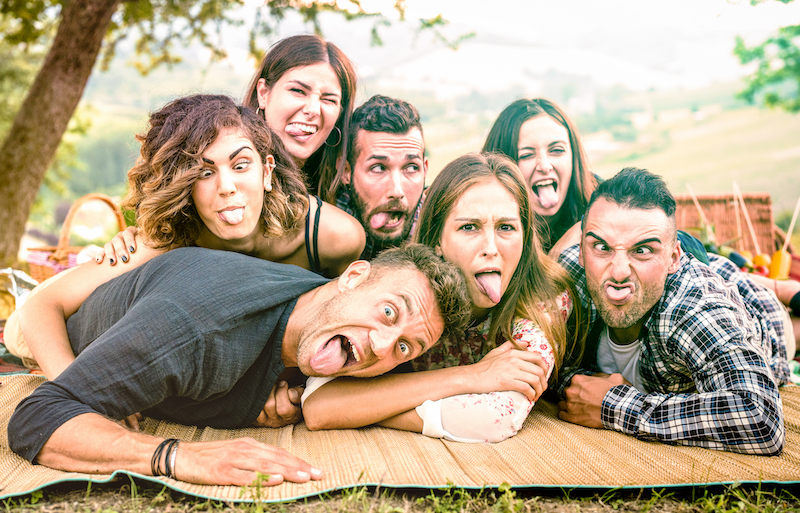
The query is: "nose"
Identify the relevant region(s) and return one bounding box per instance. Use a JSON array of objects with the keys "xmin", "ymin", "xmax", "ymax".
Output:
[
  {"xmin": 533, "ymin": 154, "xmax": 553, "ymax": 173},
  {"xmin": 609, "ymin": 250, "xmax": 633, "ymax": 282},
  {"xmin": 482, "ymin": 229, "xmax": 499, "ymax": 257},
  {"xmin": 369, "ymin": 329, "xmax": 396, "ymax": 360},
  {"xmin": 387, "ymin": 170, "xmax": 405, "ymax": 200},
  {"xmin": 303, "ymin": 94, "xmax": 321, "ymax": 118},
  {"xmin": 217, "ymin": 169, "xmax": 236, "ymax": 196}
]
